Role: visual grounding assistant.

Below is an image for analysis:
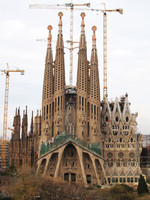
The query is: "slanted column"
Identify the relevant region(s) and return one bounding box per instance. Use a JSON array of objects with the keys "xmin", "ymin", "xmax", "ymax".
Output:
[
  {"xmin": 43, "ymin": 154, "xmax": 52, "ymax": 175},
  {"xmin": 90, "ymin": 154, "xmax": 100, "ymax": 185},
  {"xmin": 36, "ymin": 159, "xmax": 43, "ymax": 175},
  {"xmin": 54, "ymin": 146, "xmax": 65, "ymax": 178},
  {"xmin": 98, "ymin": 158, "xmax": 108, "ymax": 185},
  {"xmin": 76, "ymin": 146, "xmax": 88, "ymax": 187}
]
